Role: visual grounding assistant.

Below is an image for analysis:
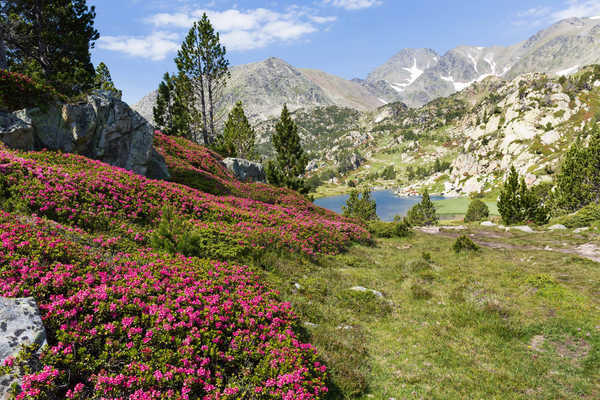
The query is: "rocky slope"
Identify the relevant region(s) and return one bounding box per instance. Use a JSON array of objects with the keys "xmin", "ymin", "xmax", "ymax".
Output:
[
  {"xmin": 289, "ymin": 65, "xmax": 600, "ymax": 198},
  {"xmin": 366, "ymin": 16, "xmax": 600, "ymax": 107}
]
